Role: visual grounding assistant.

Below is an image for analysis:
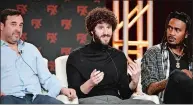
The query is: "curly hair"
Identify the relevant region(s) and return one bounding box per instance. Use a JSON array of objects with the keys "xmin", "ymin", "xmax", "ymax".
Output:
[{"xmin": 85, "ymin": 7, "xmax": 117, "ymax": 36}]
